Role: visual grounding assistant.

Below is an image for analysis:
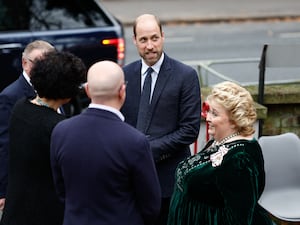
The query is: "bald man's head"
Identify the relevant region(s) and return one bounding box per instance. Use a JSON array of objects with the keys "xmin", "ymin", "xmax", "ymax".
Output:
[{"xmin": 86, "ymin": 61, "xmax": 125, "ymax": 105}]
